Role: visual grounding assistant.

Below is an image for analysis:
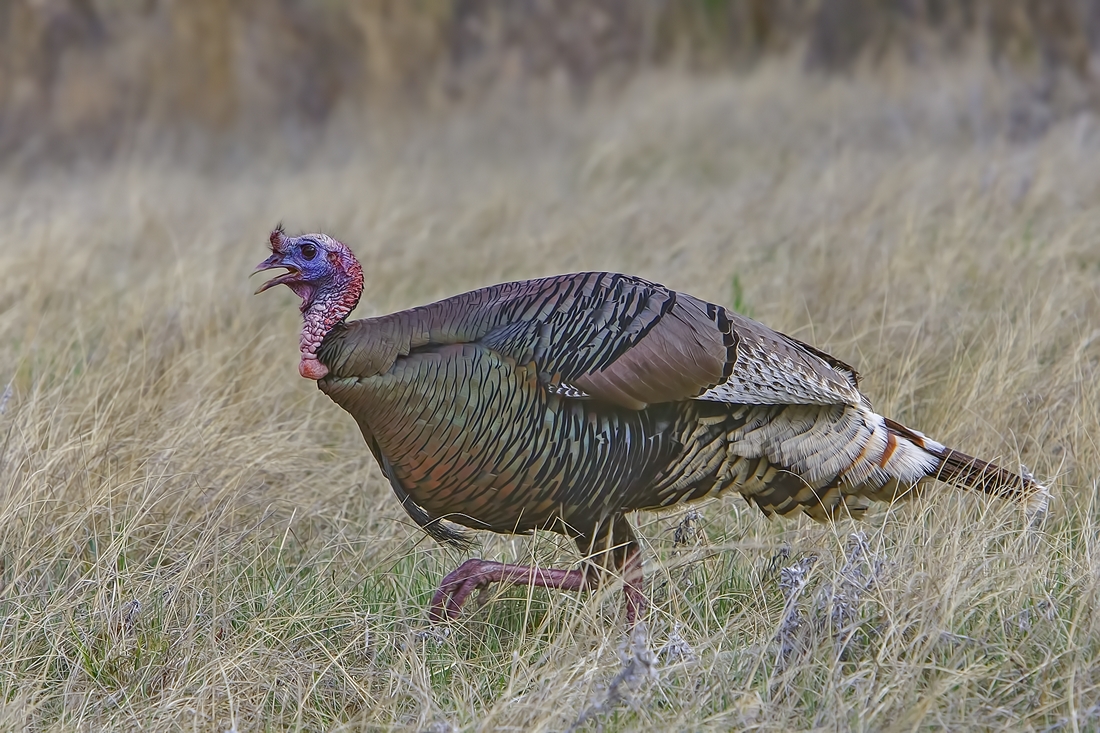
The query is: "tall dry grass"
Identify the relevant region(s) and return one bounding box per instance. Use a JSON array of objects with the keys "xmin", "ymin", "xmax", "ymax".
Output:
[
  {"xmin": 2, "ymin": 61, "xmax": 1100, "ymax": 731},
  {"xmin": 5, "ymin": 0, "xmax": 1100, "ymax": 159}
]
